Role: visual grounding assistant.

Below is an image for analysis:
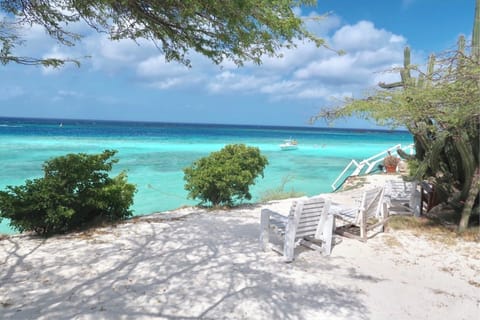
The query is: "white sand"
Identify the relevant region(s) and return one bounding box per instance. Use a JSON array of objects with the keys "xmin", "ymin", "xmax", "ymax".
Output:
[{"xmin": 0, "ymin": 174, "xmax": 479, "ymax": 320}]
